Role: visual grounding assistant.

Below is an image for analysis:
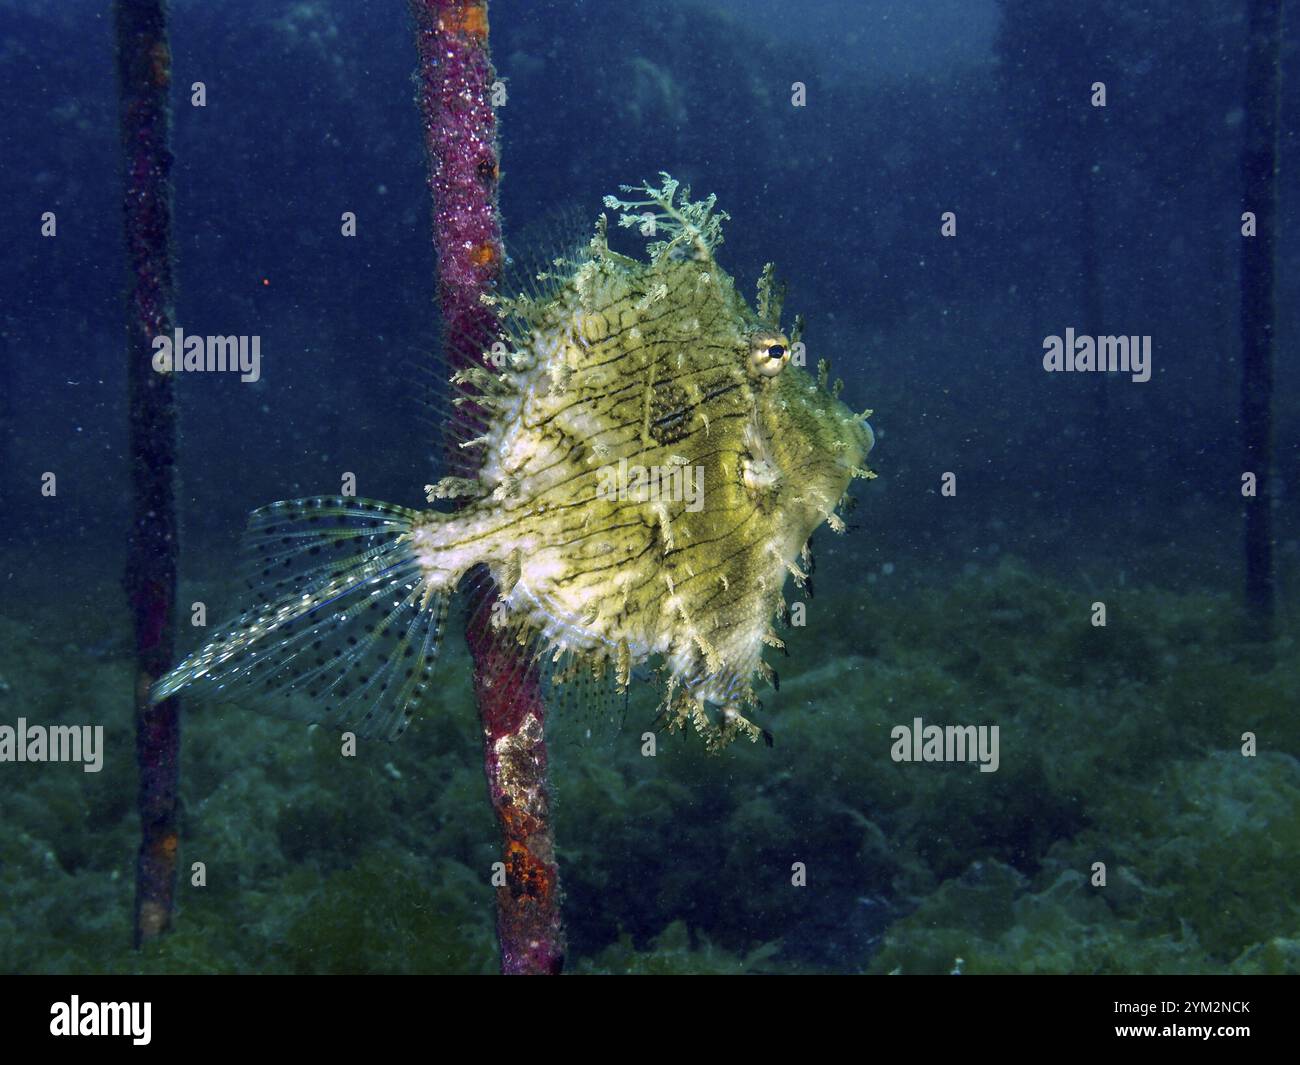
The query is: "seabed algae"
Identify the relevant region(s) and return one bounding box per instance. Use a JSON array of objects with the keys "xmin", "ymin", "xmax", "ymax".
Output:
[{"xmin": 0, "ymin": 554, "xmax": 1295, "ymax": 974}]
